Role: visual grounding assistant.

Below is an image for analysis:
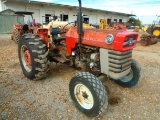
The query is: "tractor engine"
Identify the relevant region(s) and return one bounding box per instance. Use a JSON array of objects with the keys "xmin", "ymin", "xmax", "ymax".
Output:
[
  {"xmin": 74, "ymin": 45, "xmax": 100, "ymax": 72},
  {"xmin": 65, "ymin": 27, "xmax": 138, "ymax": 80}
]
